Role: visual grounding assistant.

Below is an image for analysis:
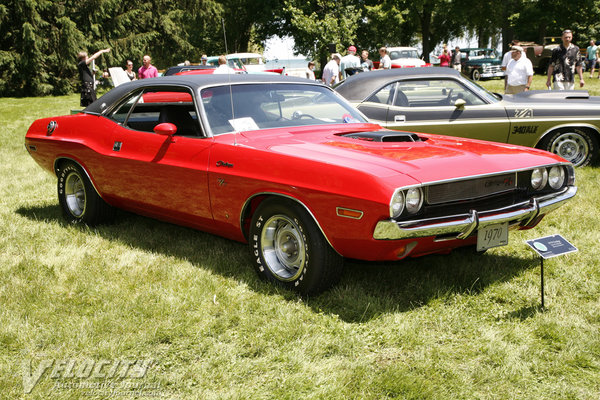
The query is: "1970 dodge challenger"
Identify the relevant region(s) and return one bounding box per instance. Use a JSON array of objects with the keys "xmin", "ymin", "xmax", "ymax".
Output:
[
  {"xmin": 25, "ymin": 75, "xmax": 576, "ymax": 294},
  {"xmin": 335, "ymin": 67, "xmax": 600, "ymax": 167}
]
